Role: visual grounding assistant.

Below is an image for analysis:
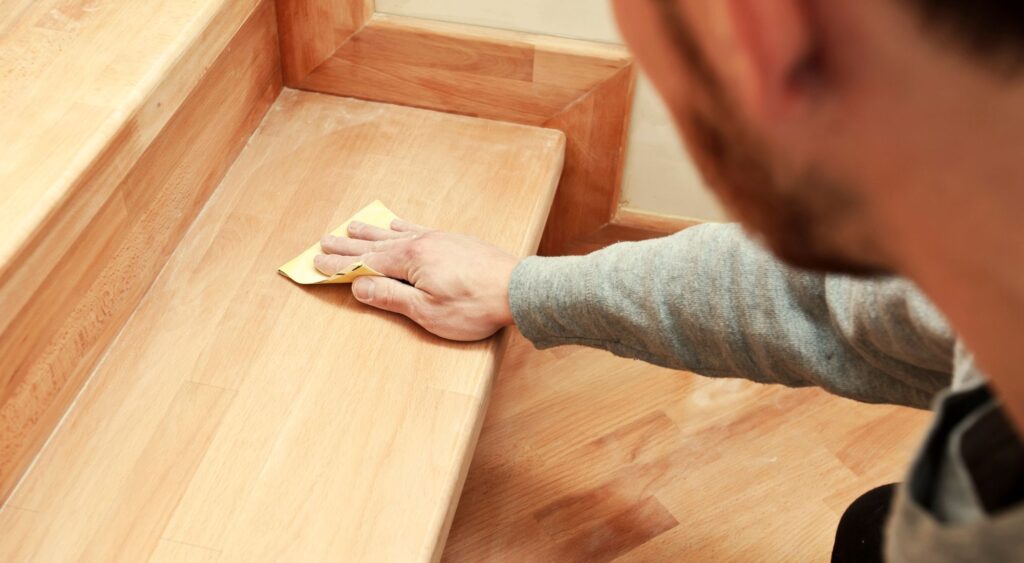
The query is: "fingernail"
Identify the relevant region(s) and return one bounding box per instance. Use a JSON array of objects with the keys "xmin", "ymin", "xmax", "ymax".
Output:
[
  {"xmin": 348, "ymin": 221, "xmax": 364, "ymax": 234},
  {"xmin": 313, "ymin": 254, "xmax": 330, "ymax": 273},
  {"xmin": 353, "ymin": 278, "xmax": 374, "ymax": 301}
]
